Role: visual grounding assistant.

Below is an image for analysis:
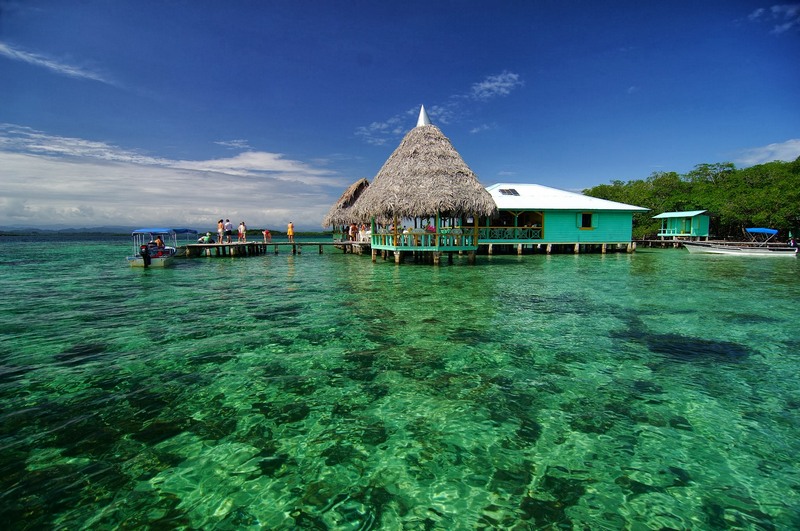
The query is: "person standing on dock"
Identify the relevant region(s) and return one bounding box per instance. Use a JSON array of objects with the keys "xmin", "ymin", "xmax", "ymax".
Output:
[
  {"xmin": 224, "ymin": 219, "xmax": 233, "ymax": 243},
  {"xmin": 238, "ymin": 221, "xmax": 247, "ymax": 242},
  {"xmin": 262, "ymin": 228, "xmax": 272, "ymax": 243},
  {"xmin": 217, "ymin": 219, "xmax": 224, "ymax": 243},
  {"xmin": 287, "ymin": 221, "xmax": 295, "ymax": 242}
]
